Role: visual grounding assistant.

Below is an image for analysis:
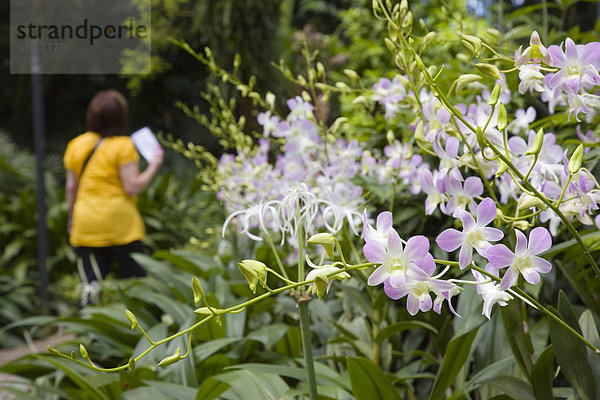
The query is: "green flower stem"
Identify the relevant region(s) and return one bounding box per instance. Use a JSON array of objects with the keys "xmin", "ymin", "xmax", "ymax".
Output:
[
  {"xmin": 137, "ymin": 325, "xmax": 156, "ymax": 346},
  {"xmin": 555, "ymin": 173, "xmax": 573, "ymax": 208},
  {"xmin": 409, "ymin": 49, "xmax": 600, "ymax": 280},
  {"xmin": 264, "ymin": 232, "xmax": 289, "ymax": 280},
  {"xmin": 298, "ymin": 300, "xmax": 319, "ymax": 400},
  {"xmin": 266, "ymin": 268, "xmax": 296, "ymax": 285},
  {"xmin": 524, "ymin": 154, "xmax": 539, "ymax": 181},
  {"xmin": 52, "ymin": 261, "xmax": 377, "ymax": 372},
  {"xmin": 469, "ymin": 264, "xmax": 600, "ymax": 355}
]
